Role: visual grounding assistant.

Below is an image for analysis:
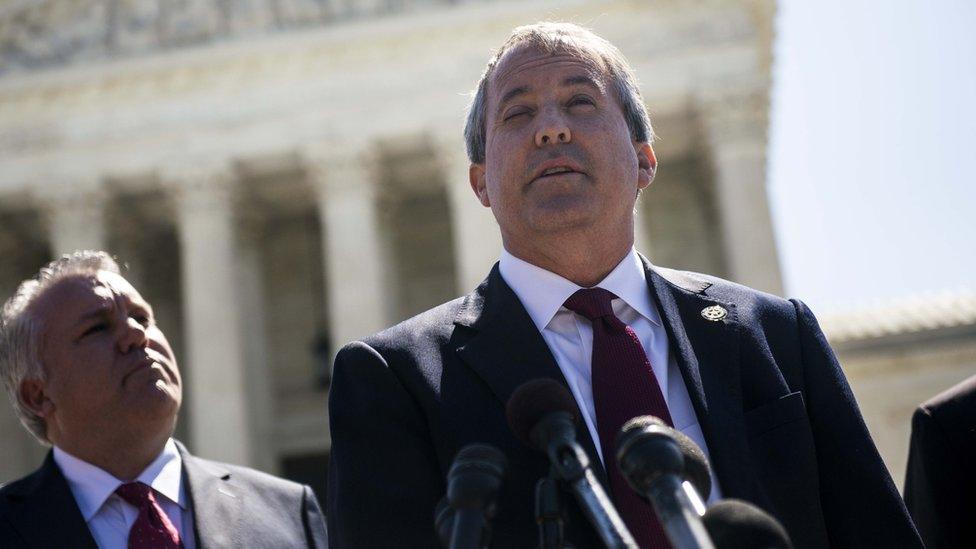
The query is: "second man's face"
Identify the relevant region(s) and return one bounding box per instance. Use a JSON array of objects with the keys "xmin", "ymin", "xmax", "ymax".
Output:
[
  {"xmin": 29, "ymin": 270, "xmax": 182, "ymax": 446},
  {"xmin": 472, "ymin": 45, "xmax": 655, "ymax": 251}
]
